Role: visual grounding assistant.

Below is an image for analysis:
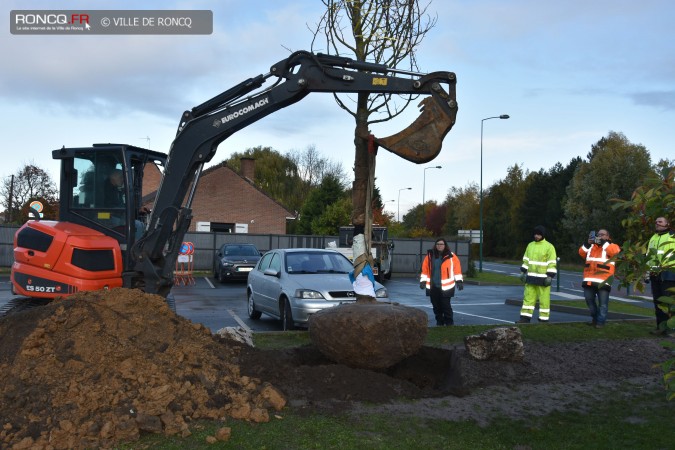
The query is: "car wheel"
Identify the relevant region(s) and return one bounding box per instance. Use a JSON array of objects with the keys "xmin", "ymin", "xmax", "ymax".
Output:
[
  {"xmin": 247, "ymin": 291, "xmax": 262, "ymax": 320},
  {"xmin": 282, "ymin": 298, "xmax": 295, "ymax": 331},
  {"xmin": 384, "ymin": 267, "xmax": 392, "ymax": 280},
  {"xmin": 217, "ymin": 267, "xmax": 226, "ymax": 283}
]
